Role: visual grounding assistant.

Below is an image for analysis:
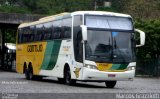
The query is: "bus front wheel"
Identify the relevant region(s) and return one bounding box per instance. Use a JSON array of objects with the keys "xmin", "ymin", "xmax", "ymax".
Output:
[
  {"xmin": 64, "ymin": 67, "xmax": 76, "ymax": 85},
  {"xmin": 105, "ymin": 81, "xmax": 117, "ymax": 88},
  {"xmin": 58, "ymin": 78, "xmax": 65, "ymax": 84}
]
